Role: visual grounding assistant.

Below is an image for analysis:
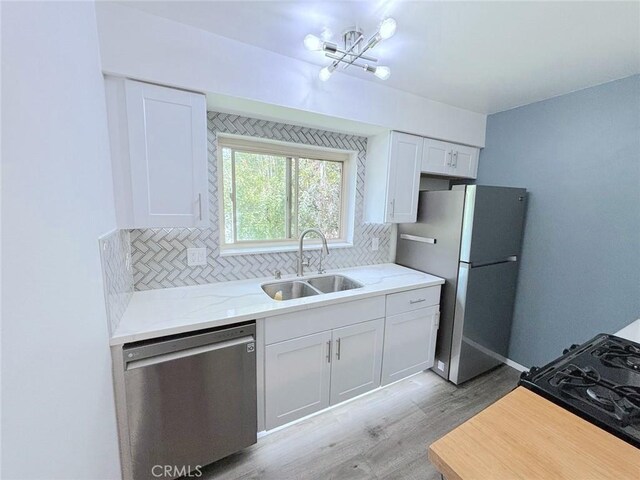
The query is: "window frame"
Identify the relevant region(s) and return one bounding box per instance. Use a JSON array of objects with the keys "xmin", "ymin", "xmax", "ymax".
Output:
[{"xmin": 216, "ymin": 134, "xmax": 356, "ymax": 255}]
